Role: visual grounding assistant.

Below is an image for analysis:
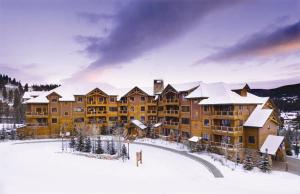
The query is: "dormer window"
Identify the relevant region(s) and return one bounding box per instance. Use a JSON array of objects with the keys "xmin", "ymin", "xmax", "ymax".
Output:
[{"xmin": 51, "ymin": 98, "xmax": 58, "ymax": 103}]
